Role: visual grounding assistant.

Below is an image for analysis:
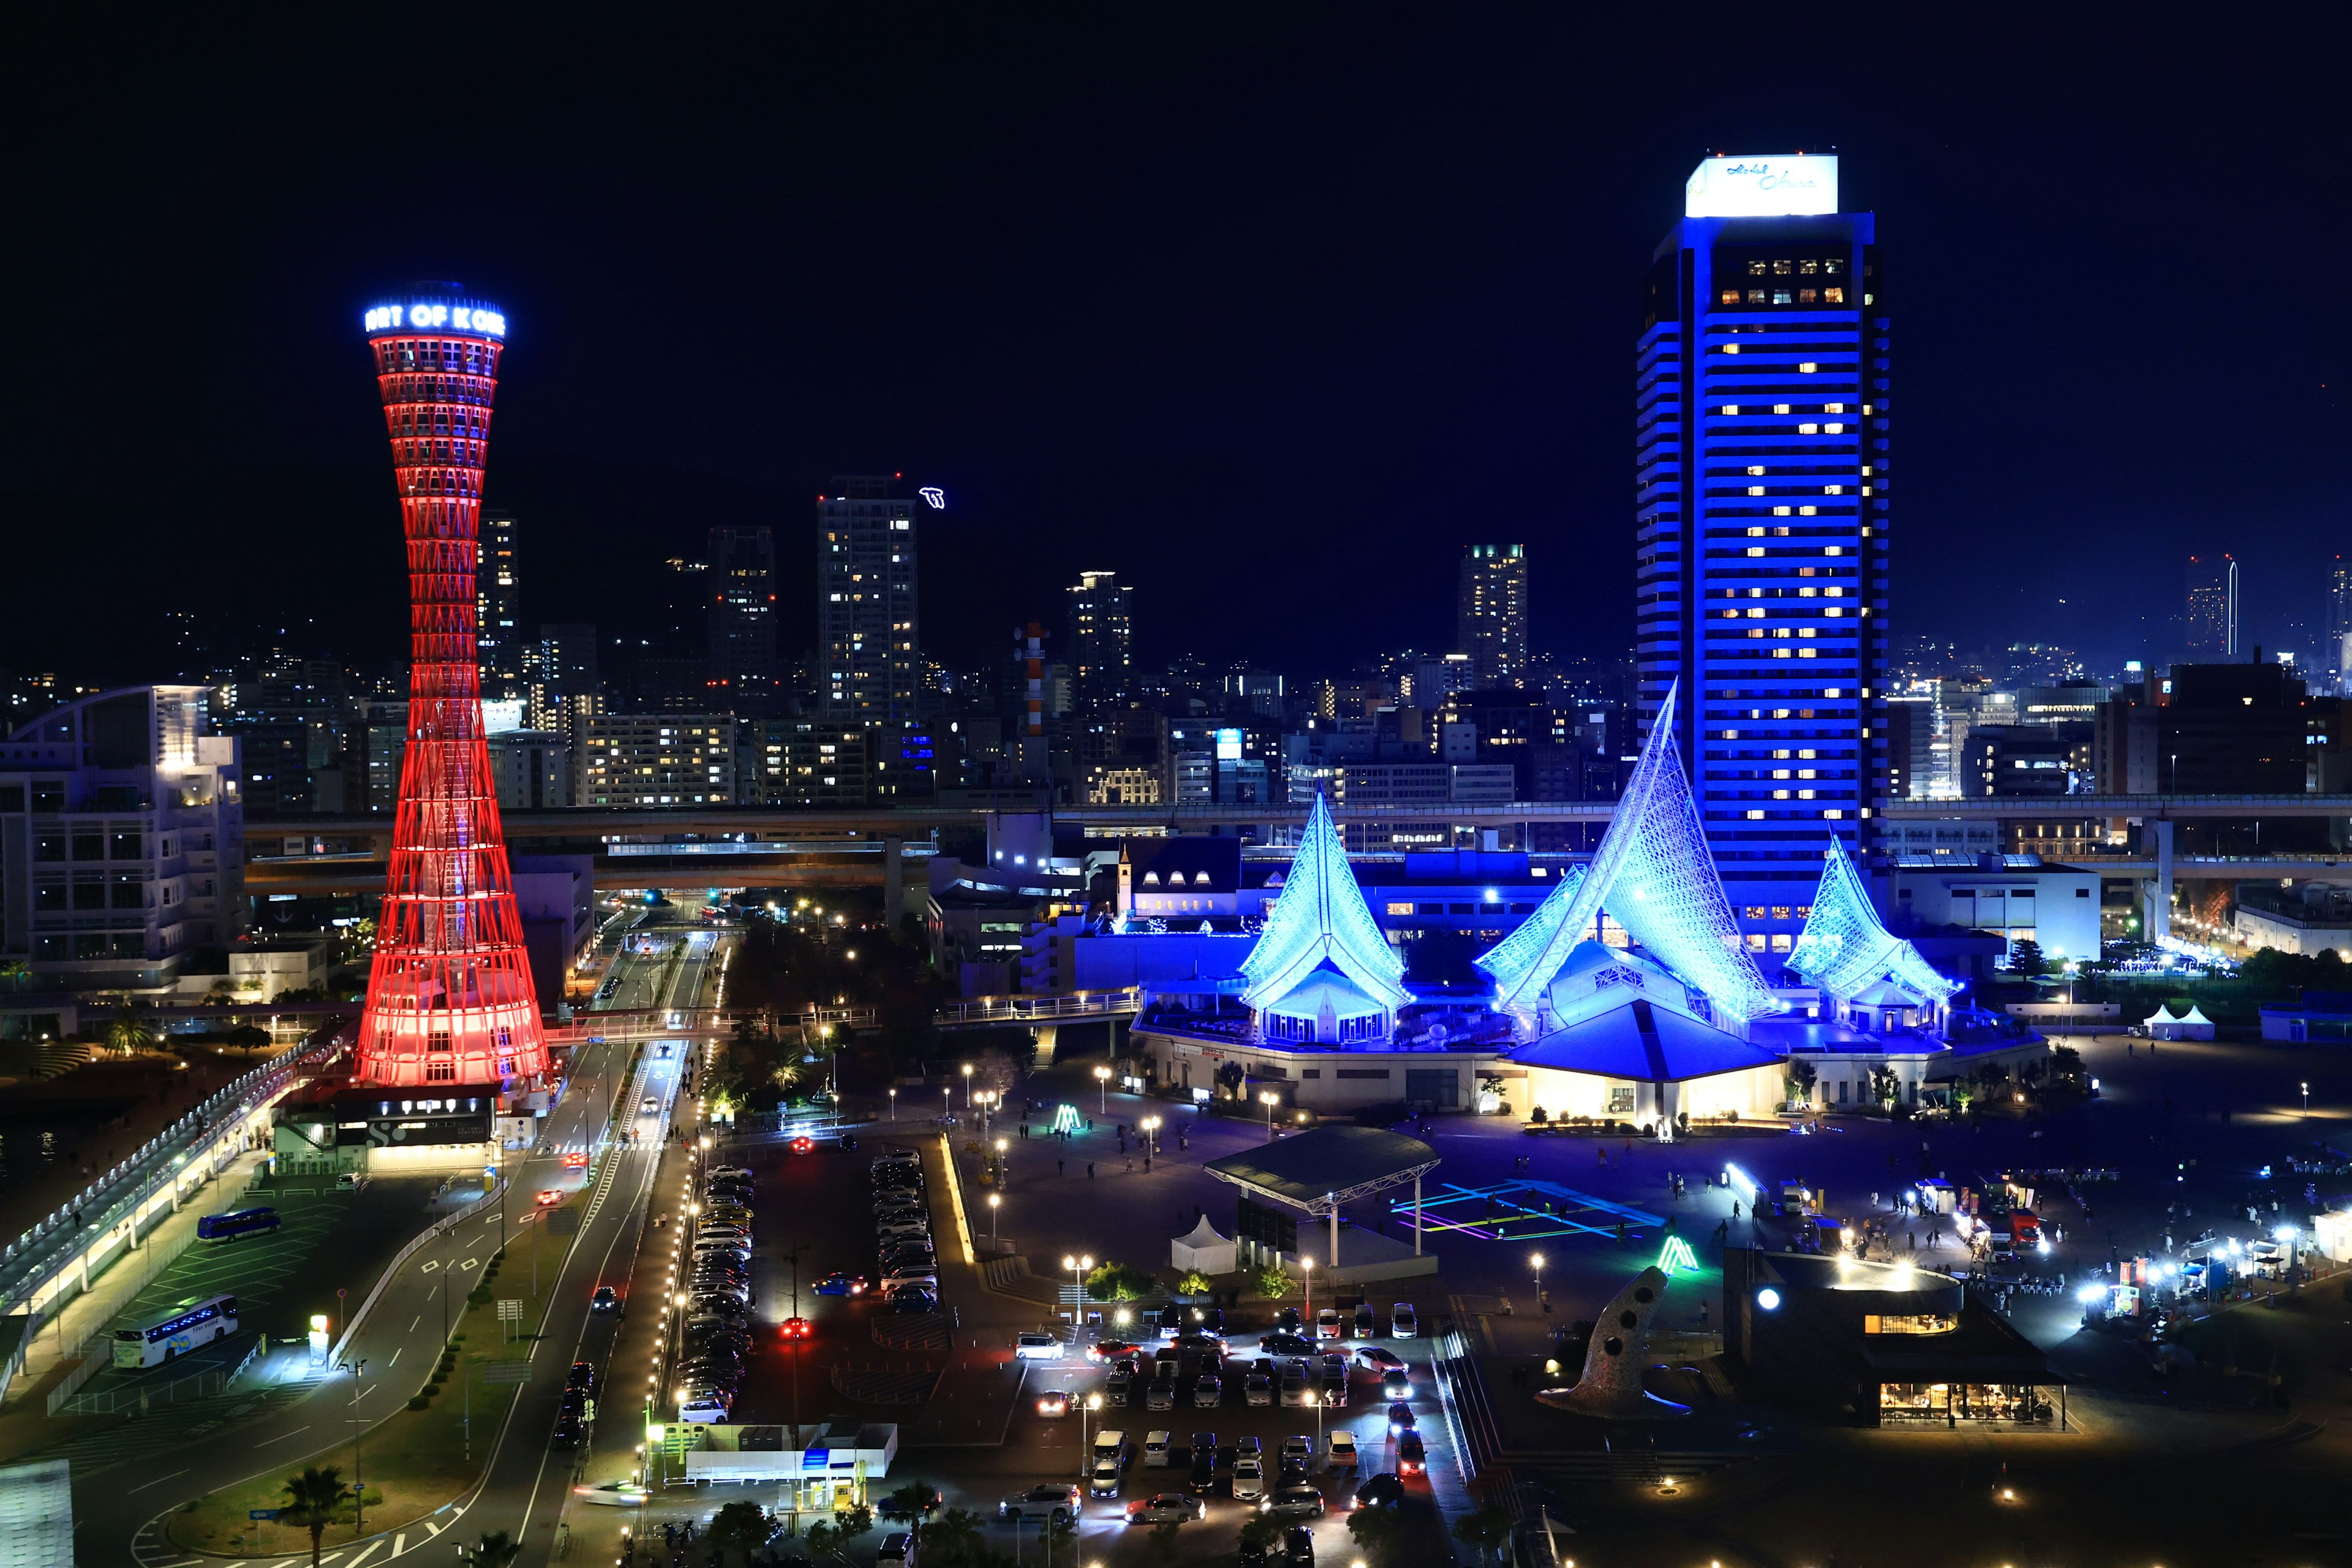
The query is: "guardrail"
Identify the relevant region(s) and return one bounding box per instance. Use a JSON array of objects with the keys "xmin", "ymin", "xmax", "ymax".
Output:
[
  {"xmin": 0, "ymin": 1022, "xmax": 349, "ymax": 1330},
  {"xmin": 53, "ymin": 1333, "xmax": 265, "ymax": 1417},
  {"xmin": 544, "ymin": 990, "xmax": 1145, "ymax": 1044}
]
